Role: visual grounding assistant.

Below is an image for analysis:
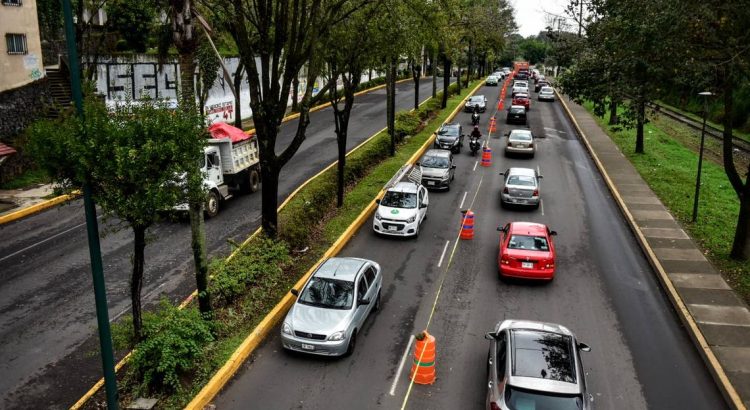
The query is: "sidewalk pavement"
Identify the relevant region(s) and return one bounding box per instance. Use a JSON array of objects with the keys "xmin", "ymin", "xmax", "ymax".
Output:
[
  {"xmin": 0, "ymin": 184, "xmax": 56, "ymax": 217},
  {"xmin": 560, "ymin": 97, "xmax": 749, "ymax": 410}
]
